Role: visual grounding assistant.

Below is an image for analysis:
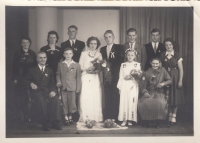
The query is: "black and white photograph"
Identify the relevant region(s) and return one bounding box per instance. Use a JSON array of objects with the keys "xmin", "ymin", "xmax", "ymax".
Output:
[{"xmin": 2, "ymin": 1, "xmax": 199, "ymax": 142}]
